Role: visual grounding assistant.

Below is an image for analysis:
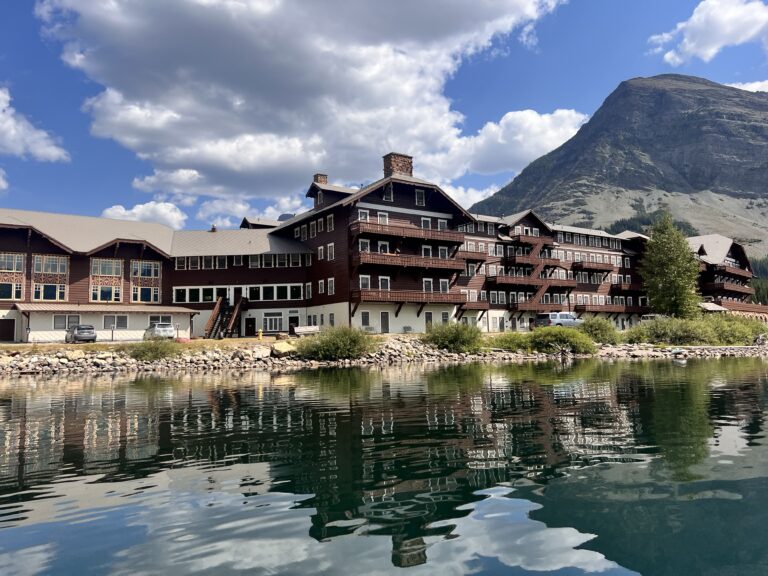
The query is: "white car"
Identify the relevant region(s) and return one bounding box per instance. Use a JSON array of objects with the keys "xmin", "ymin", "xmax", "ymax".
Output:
[{"xmin": 143, "ymin": 323, "xmax": 176, "ymax": 340}]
